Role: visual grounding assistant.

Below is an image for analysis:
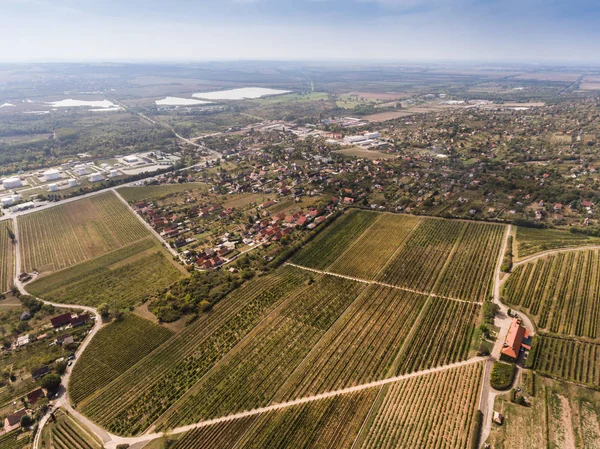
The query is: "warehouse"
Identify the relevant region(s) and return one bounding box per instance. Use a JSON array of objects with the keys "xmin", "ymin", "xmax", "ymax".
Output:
[{"xmin": 2, "ymin": 177, "xmax": 22, "ymax": 189}]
